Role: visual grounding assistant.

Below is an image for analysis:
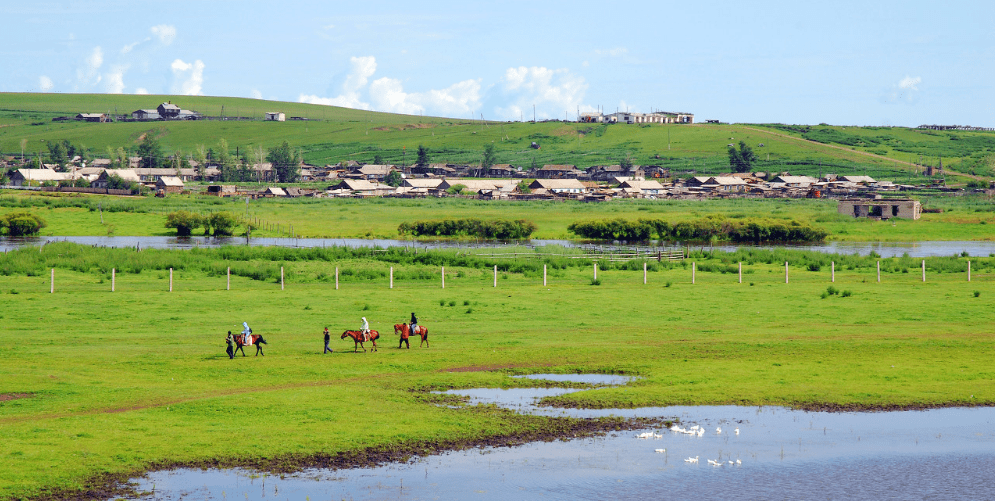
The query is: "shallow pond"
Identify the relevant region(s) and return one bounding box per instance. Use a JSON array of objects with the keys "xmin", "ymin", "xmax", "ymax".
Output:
[
  {"xmin": 115, "ymin": 375, "xmax": 995, "ymax": 500},
  {"xmin": 4, "ymin": 235, "xmax": 995, "ymax": 258}
]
